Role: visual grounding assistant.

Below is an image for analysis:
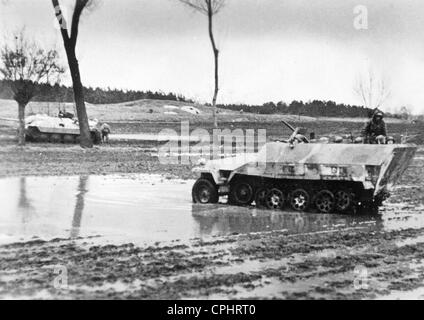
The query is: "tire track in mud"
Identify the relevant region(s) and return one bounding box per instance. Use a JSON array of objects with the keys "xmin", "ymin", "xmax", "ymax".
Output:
[{"xmin": 1, "ymin": 226, "xmax": 424, "ymax": 299}]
